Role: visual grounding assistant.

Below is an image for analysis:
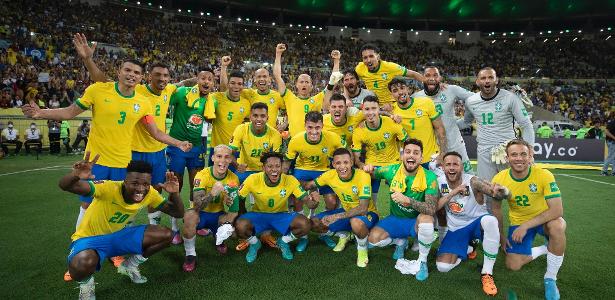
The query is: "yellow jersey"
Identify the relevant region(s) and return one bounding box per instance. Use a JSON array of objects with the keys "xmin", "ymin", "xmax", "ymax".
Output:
[
  {"xmin": 75, "ymin": 82, "xmax": 153, "ymax": 168},
  {"xmin": 323, "ymin": 107, "xmax": 364, "ymax": 147},
  {"xmin": 314, "ymin": 169, "xmax": 377, "ymax": 212},
  {"xmin": 393, "ymin": 96, "xmax": 441, "ymax": 161},
  {"xmin": 193, "ymin": 167, "xmax": 240, "ymax": 213},
  {"xmin": 492, "ymin": 166, "xmax": 562, "ymax": 226},
  {"xmin": 238, "ymin": 172, "xmax": 307, "ymax": 213},
  {"xmin": 229, "ymin": 123, "xmax": 282, "ymax": 171},
  {"xmin": 355, "ymin": 60, "xmax": 407, "ymax": 105},
  {"xmin": 281, "ymin": 88, "xmax": 324, "ymax": 137},
  {"xmin": 241, "ymin": 88, "xmax": 285, "ymax": 128},
  {"xmin": 71, "ymin": 180, "xmax": 165, "ymax": 241},
  {"xmin": 132, "ymin": 83, "xmax": 177, "ymax": 152},
  {"xmin": 207, "ymin": 92, "xmax": 251, "ymax": 147},
  {"xmin": 286, "ymin": 130, "xmax": 345, "ymax": 171},
  {"xmin": 351, "ymin": 116, "xmax": 408, "ymax": 166}
]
